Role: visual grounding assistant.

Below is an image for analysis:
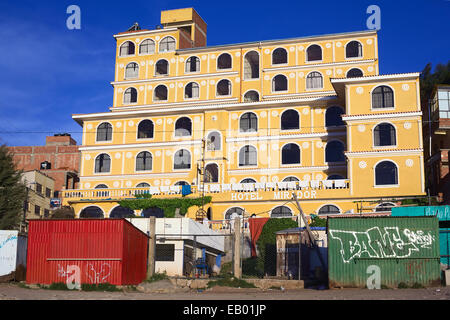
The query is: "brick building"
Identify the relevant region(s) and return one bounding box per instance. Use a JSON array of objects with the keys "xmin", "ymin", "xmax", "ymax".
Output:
[{"xmin": 8, "ymin": 134, "xmax": 80, "ymax": 200}]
